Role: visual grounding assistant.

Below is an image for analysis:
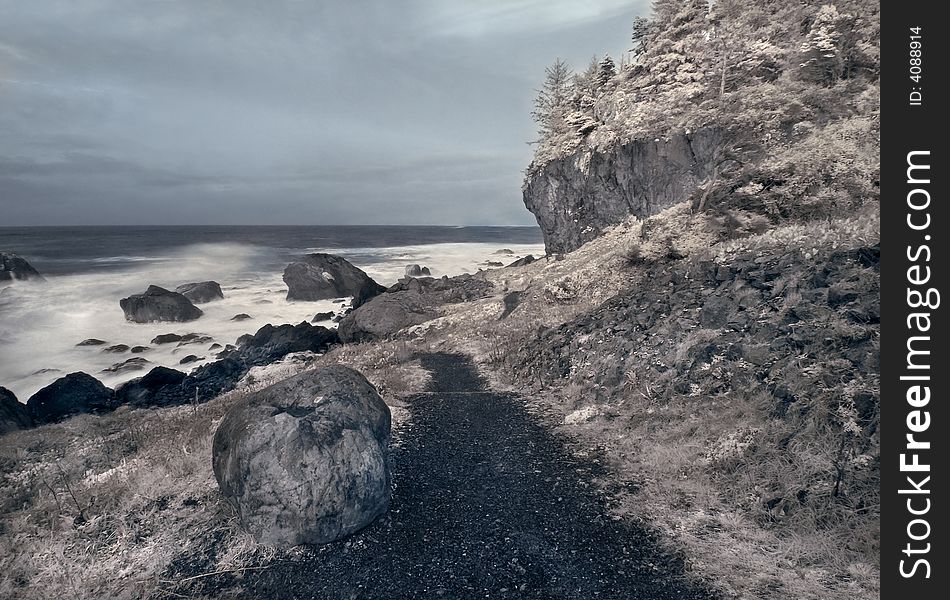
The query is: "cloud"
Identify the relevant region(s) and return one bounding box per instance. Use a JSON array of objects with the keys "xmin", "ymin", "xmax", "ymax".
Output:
[{"xmin": 0, "ymin": 0, "xmax": 645, "ymax": 226}]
